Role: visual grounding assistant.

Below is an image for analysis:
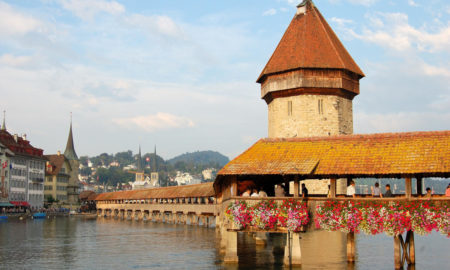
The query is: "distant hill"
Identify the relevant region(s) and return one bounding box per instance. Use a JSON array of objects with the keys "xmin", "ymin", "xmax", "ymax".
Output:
[{"xmin": 167, "ymin": 151, "xmax": 230, "ymax": 167}]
